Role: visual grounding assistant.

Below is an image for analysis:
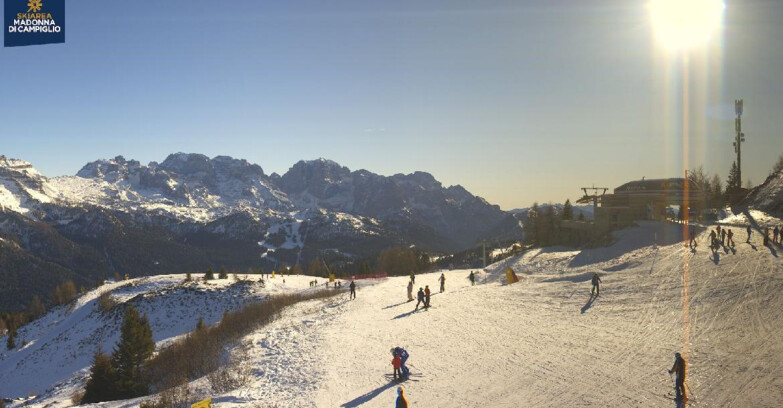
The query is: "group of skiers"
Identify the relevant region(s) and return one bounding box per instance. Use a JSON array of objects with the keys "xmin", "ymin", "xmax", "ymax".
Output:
[{"xmin": 707, "ymin": 225, "xmax": 735, "ymax": 252}]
